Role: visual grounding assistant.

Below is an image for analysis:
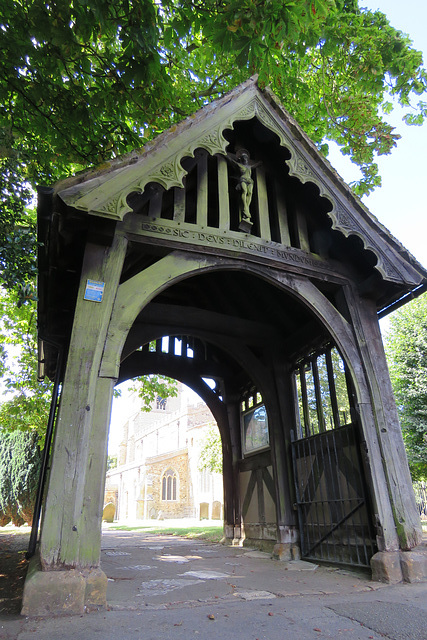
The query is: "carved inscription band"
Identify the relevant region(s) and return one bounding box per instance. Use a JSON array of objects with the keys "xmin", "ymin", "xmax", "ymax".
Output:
[{"xmin": 141, "ymin": 222, "xmax": 322, "ymax": 270}]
